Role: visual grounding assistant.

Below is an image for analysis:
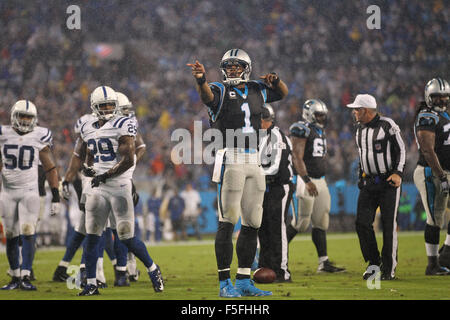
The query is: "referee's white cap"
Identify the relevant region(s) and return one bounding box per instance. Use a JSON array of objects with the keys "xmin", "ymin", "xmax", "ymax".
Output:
[{"xmin": 346, "ymin": 94, "xmax": 377, "ymax": 109}]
